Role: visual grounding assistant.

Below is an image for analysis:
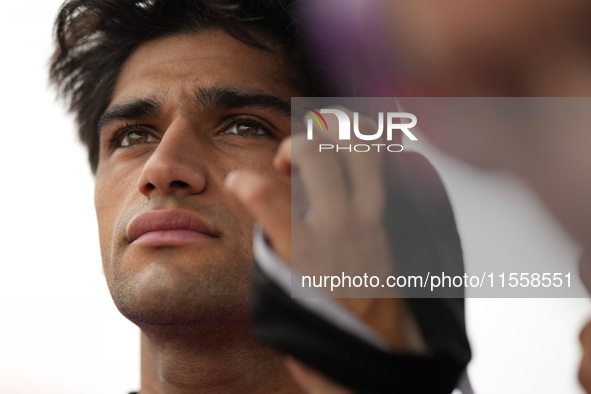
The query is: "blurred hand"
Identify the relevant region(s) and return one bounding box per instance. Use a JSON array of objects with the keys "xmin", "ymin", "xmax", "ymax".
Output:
[
  {"xmin": 579, "ymin": 319, "xmax": 591, "ymax": 393},
  {"xmin": 226, "ymin": 107, "xmax": 423, "ymax": 392}
]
